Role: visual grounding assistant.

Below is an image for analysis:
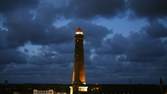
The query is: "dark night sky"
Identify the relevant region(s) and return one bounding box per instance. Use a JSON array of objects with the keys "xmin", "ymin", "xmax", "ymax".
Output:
[{"xmin": 0, "ymin": 0, "xmax": 167, "ymax": 84}]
